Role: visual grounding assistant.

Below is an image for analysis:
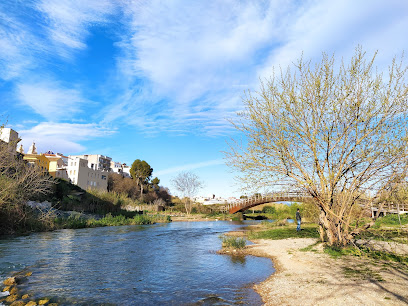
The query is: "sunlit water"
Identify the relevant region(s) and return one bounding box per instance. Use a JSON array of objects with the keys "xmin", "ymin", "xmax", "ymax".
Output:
[{"xmin": 0, "ymin": 221, "xmax": 274, "ymax": 305}]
